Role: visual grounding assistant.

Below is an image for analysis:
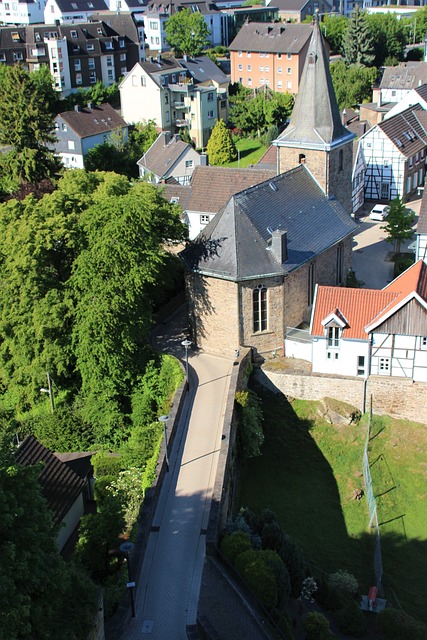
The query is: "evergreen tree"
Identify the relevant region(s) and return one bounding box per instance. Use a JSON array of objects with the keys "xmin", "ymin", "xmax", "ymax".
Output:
[
  {"xmin": 342, "ymin": 5, "xmax": 375, "ymax": 67},
  {"xmin": 0, "ymin": 66, "xmax": 61, "ymax": 188},
  {"xmin": 206, "ymin": 119, "xmax": 237, "ymax": 165},
  {"xmin": 382, "ymin": 196, "xmax": 415, "ymax": 254}
]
